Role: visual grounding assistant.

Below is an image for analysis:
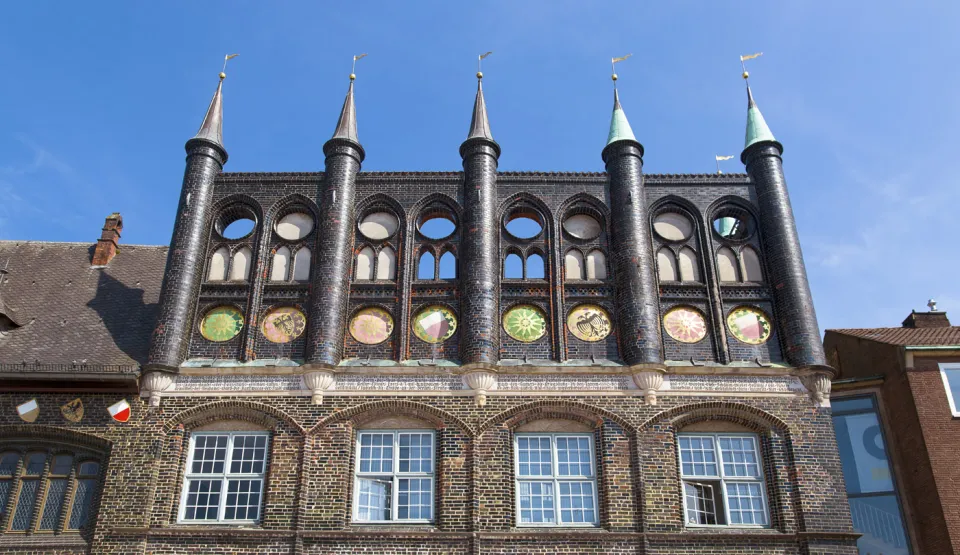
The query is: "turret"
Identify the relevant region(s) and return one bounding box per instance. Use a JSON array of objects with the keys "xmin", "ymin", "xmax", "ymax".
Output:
[
  {"xmin": 304, "ymin": 73, "xmax": 366, "ymax": 366},
  {"xmin": 146, "ymin": 72, "xmax": 229, "ymax": 374},
  {"xmin": 458, "ymin": 69, "xmax": 501, "ymax": 366},
  {"xmin": 740, "ymin": 83, "xmax": 827, "ymax": 368},
  {"xmin": 601, "ymin": 84, "xmax": 663, "ymax": 367}
]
